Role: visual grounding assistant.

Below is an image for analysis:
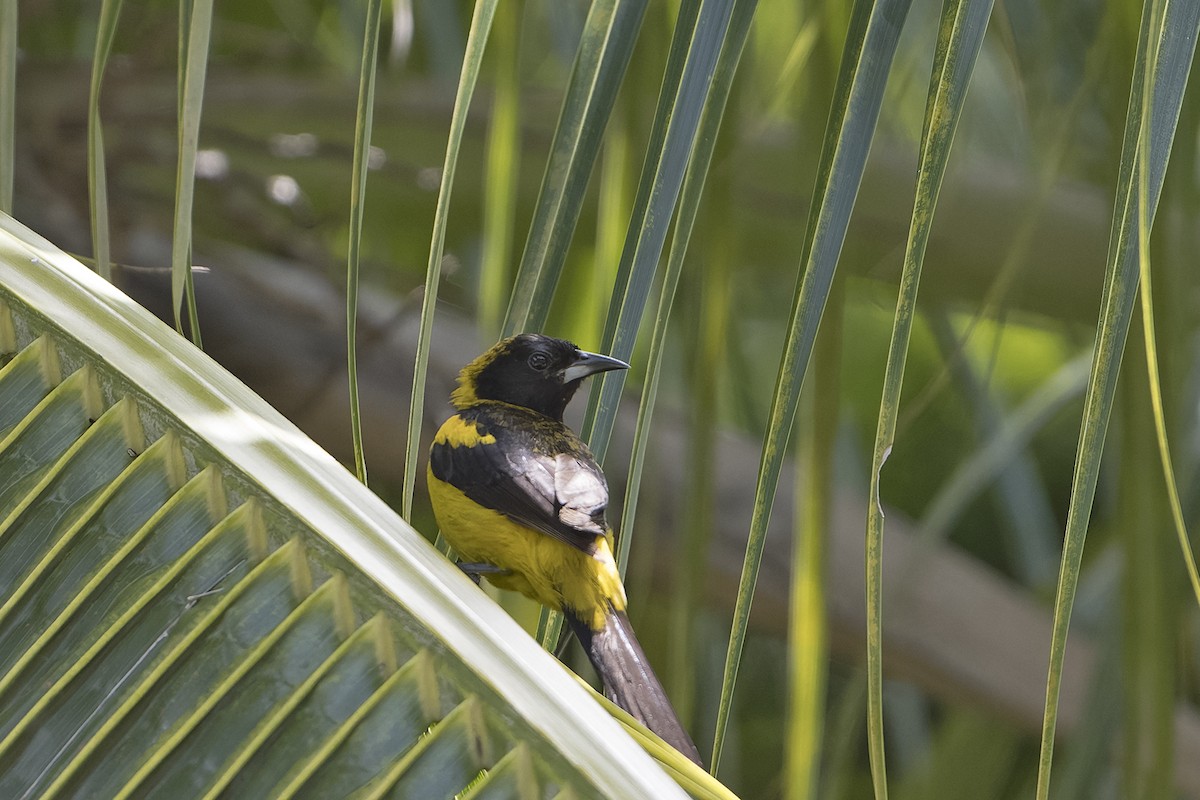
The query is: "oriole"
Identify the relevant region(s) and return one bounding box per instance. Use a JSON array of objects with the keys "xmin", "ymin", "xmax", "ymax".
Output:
[{"xmin": 427, "ymin": 333, "xmax": 702, "ymax": 765}]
